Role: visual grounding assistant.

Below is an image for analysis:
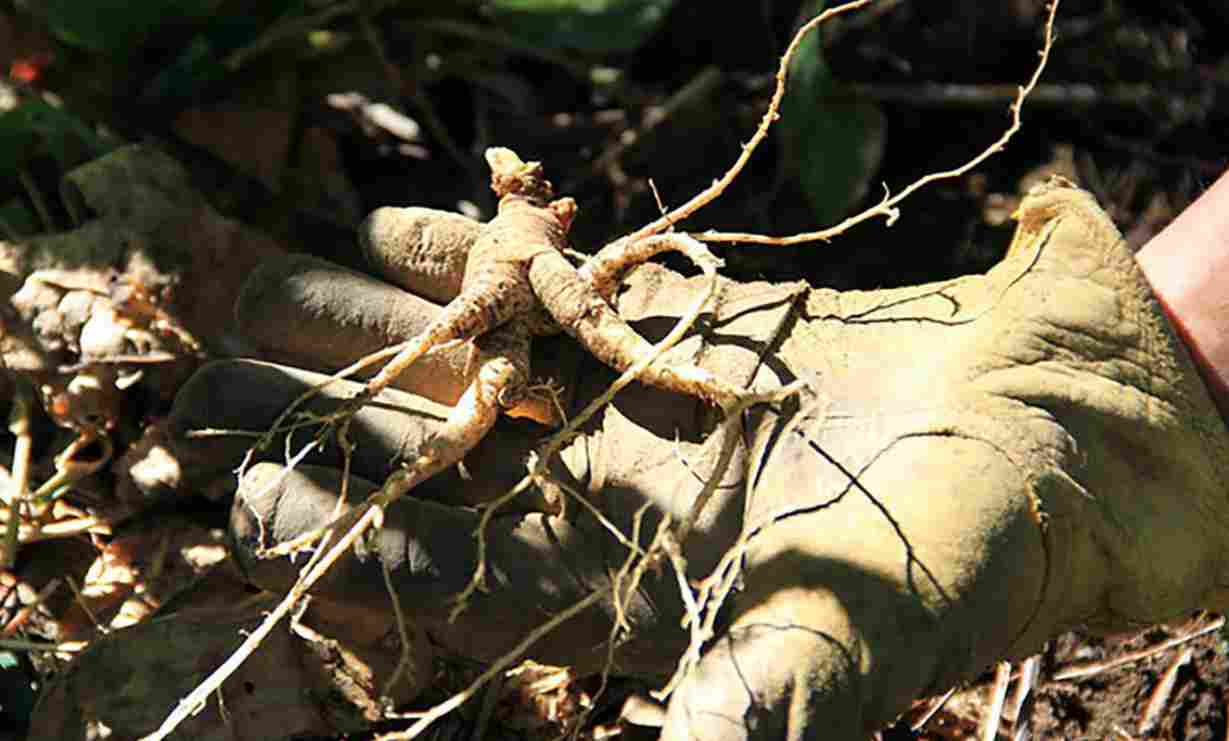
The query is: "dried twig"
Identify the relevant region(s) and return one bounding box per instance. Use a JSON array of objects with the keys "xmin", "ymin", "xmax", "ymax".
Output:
[
  {"xmin": 0, "ymin": 637, "xmax": 81, "ymax": 652},
  {"xmin": 2, "ymin": 379, "xmax": 33, "ymax": 569},
  {"xmin": 2, "ymin": 578, "xmax": 60, "ymax": 636},
  {"xmin": 696, "ymin": 0, "xmax": 1060, "ymax": 246},
  {"xmin": 1053, "ymin": 616, "xmax": 1225, "ymax": 681},
  {"xmin": 1009, "ymin": 654, "xmax": 1040, "ymax": 740},
  {"xmin": 911, "ymin": 687, "xmax": 958, "ymax": 732},
  {"xmin": 380, "ymin": 560, "xmax": 416, "ymax": 699},
  {"xmin": 568, "ymin": 66, "xmax": 725, "ymax": 194},
  {"xmin": 141, "ymin": 501, "xmax": 382, "ymax": 741},
  {"xmin": 30, "ymin": 430, "xmax": 113, "ymax": 503},
  {"xmin": 358, "ymin": 12, "xmax": 485, "ymax": 200},
  {"xmin": 374, "ymin": 591, "xmax": 607, "ymax": 741},
  {"xmin": 222, "ymin": 0, "xmax": 396, "ymax": 71},
  {"xmin": 540, "ymin": 473, "xmax": 646, "ymax": 557},
  {"xmin": 981, "ymin": 661, "xmax": 1012, "ymax": 741},
  {"xmin": 64, "ymin": 575, "xmax": 106, "ymax": 635},
  {"xmin": 841, "ymin": 81, "xmax": 1159, "ymax": 110},
  {"xmin": 594, "ymin": 0, "xmax": 876, "ymax": 254},
  {"xmin": 1138, "ymin": 646, "xmax": 1193, "ymax": 735},
  {"xmin": 24, "ymin": 516, "xmax": 111, "ymax": 541}
]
